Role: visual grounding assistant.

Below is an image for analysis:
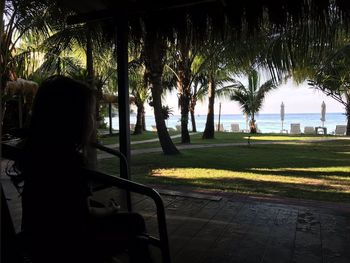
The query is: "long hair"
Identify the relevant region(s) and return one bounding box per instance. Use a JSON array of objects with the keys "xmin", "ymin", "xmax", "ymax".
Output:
[{"xmin": 19, "ymin": 75, "xmax": 94, "ymax": 173}]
